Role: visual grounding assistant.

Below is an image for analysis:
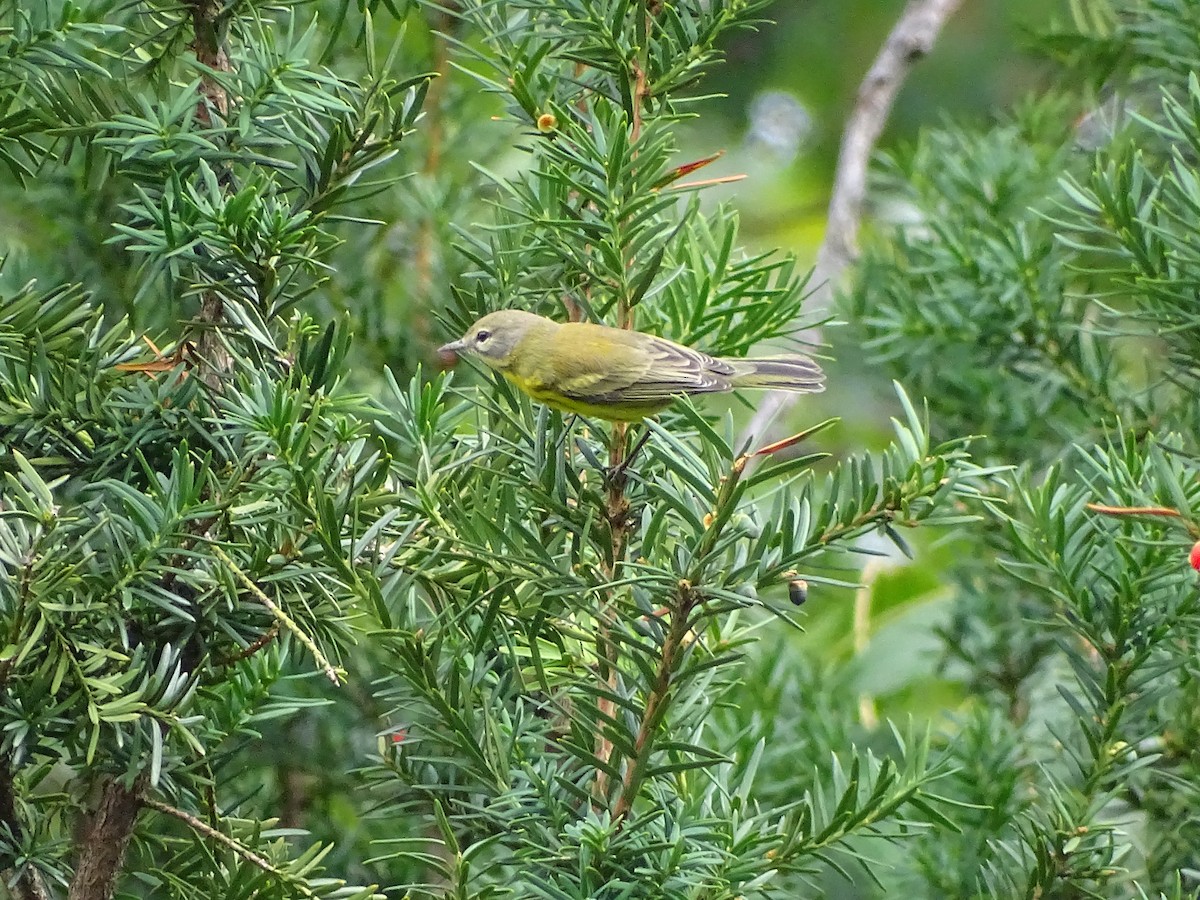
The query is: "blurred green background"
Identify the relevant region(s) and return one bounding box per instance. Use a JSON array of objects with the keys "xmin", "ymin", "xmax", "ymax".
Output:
[{"xmin": 699, "ymin": 0, "xmax": 1058, "ymax": 239}]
